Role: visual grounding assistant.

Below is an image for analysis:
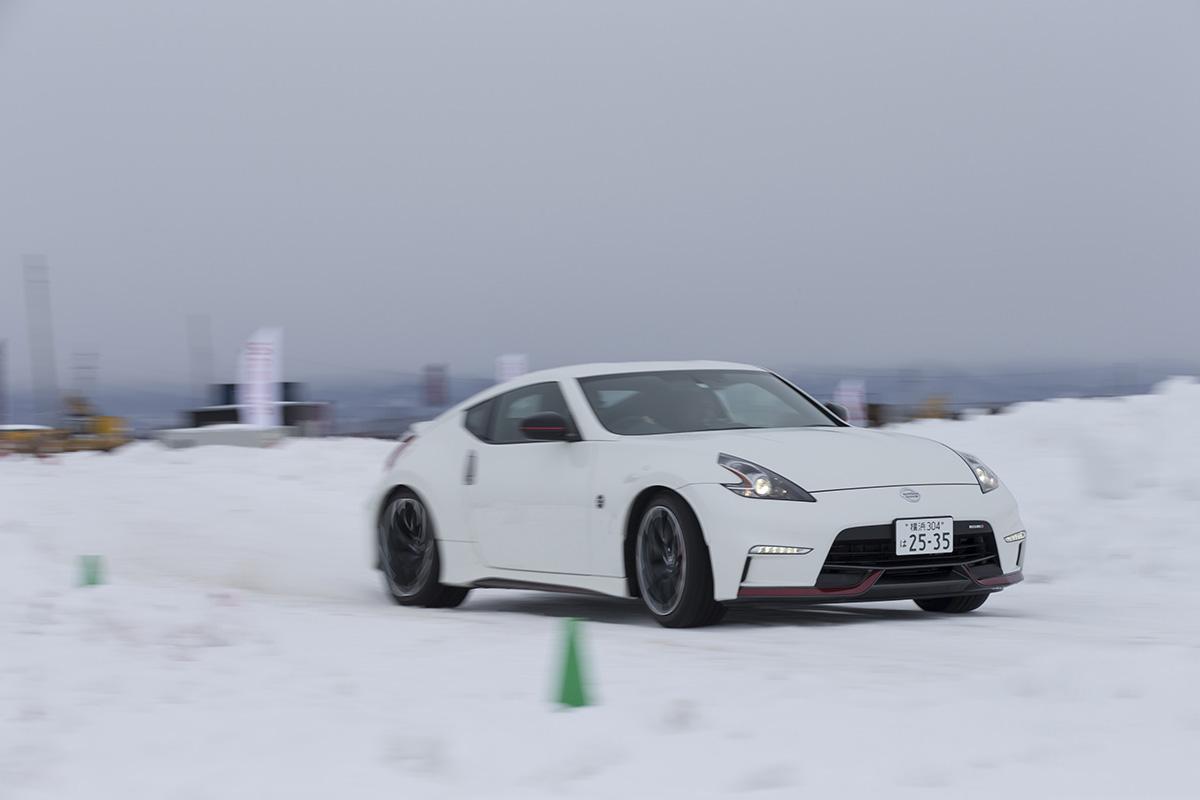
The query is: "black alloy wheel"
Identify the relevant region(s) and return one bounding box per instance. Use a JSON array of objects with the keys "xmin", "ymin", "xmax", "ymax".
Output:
[
  {"xmin": 634, "ymin": 493, "xmax": 725, "ymax": 628},
  {"xmin": 378, "ymin": 489, "xmax": 469, "ymax": 608}
]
